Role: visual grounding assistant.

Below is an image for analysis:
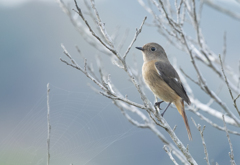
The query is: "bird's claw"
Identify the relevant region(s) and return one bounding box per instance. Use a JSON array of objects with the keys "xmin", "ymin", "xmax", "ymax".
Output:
[{"xmin": 154, "ymin": 101, "xmax": 164, "ymax": 110}]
